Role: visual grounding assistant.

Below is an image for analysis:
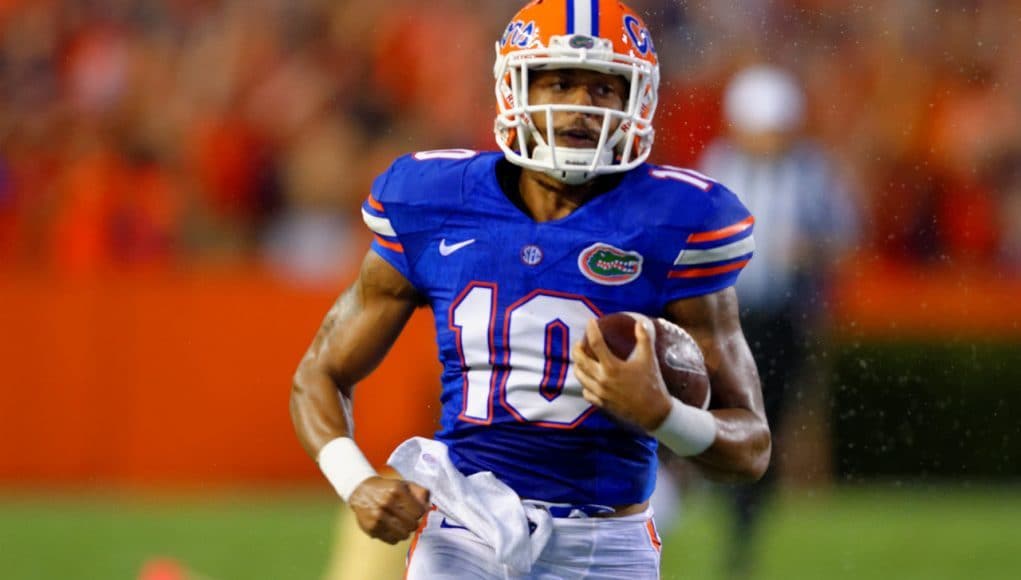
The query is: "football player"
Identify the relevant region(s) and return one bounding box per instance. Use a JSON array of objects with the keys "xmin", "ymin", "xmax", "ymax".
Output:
[{"xmin": 291, "ymin": 1, "xmax": 770, "ymax": 577}]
